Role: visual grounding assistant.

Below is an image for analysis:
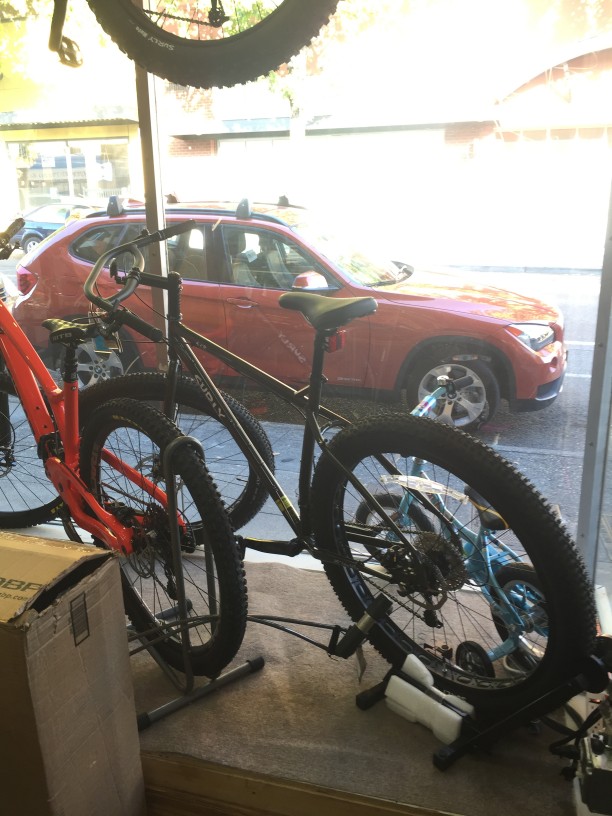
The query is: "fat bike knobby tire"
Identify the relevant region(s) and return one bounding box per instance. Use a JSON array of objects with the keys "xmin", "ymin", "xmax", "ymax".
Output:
[
  {"xmin": 310, "ymin": 413, "xmax": 597, "ymax": 718},
  {"xmin": 79, "ymin": 397, "xmax": 248, "ymax": 677},
  {"xmin": 87, "ymin": 0, "xmax": 340, "ymax": 89}
]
